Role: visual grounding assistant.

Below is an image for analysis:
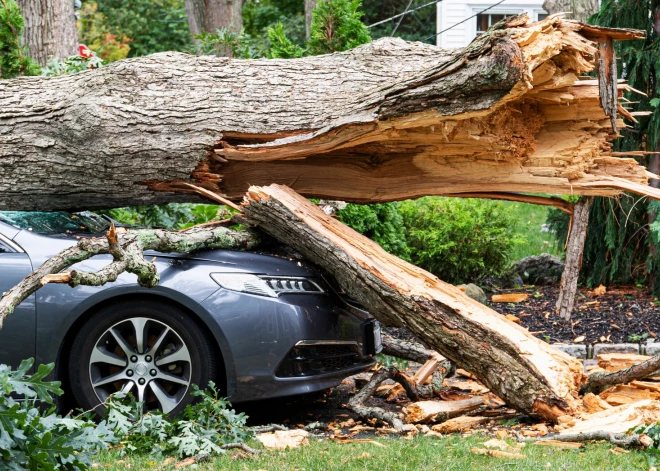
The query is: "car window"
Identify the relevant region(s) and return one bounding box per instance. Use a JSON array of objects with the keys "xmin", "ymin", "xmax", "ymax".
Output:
[
  {"xmin": 0, "ymin": 239, "xmax": 12, "ymax": 253},
  {"xmin": 0, "ymin": 211, "xmax": 110, "ymax": 235}
]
